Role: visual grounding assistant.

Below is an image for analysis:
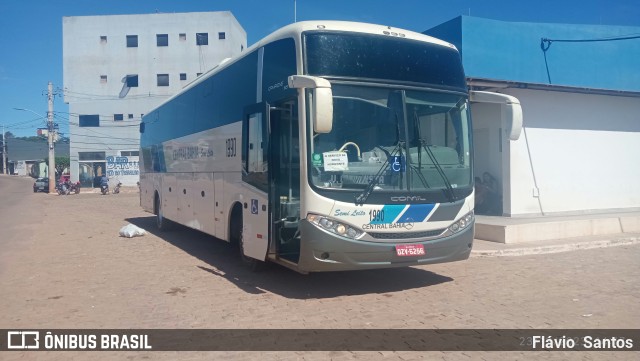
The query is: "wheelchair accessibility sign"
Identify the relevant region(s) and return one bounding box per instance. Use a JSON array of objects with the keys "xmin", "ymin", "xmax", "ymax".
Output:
[{"xmin": 389, "ymin": 156, "xmax": 406, "ymax": 173}]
